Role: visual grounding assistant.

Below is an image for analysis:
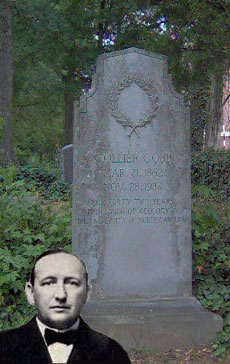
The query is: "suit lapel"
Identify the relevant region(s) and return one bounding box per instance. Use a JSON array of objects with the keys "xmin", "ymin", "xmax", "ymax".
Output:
[
  {"xmin": 68, "ymin": 318, "xmax": 109, "ymax": 364},
  {"xmin": 68, "ymin": 319, "xmax": 91, "ymax": 363},
  {"xmin": 19, "ymin": 317, "xmax": 52, "ymax": 364}
]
